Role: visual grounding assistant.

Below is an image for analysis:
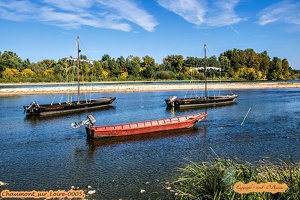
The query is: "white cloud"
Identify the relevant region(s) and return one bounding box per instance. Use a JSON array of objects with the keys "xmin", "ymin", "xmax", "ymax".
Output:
[
  {"xmin": 157, "ymin": 0, "xmax": 243, "ymax": 27},
  {"xmin": 38, "ymin": 7, "xmax": 98, "ymax": 29},
  {"xmin": 157, "ymin": 0, "xmax": 206, "ymax": 25},
  {"xmin": 205, "ymin": 0, "xmax": 243, "ymax": 27},
  {"xmin": 37, "ymin": 6, "xmax": 131, "ymax": 31},
  {"xmin": 43, "ymin": 0, "xmax": 93, "ymax": 11},
  {"xmin": 96, "ymin": 0, "xmax": 158, "ymax": 32},
  {"xmin": 0, "ymin": 0, "xmax": 158, "ymax": 32},
  {"xmin": 258, "ymin": 0, "xmax": 300, "ymax": 26},
  {"xmin": 0, "ymin": 0, "xmax": 39, "ymax": 21}
]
